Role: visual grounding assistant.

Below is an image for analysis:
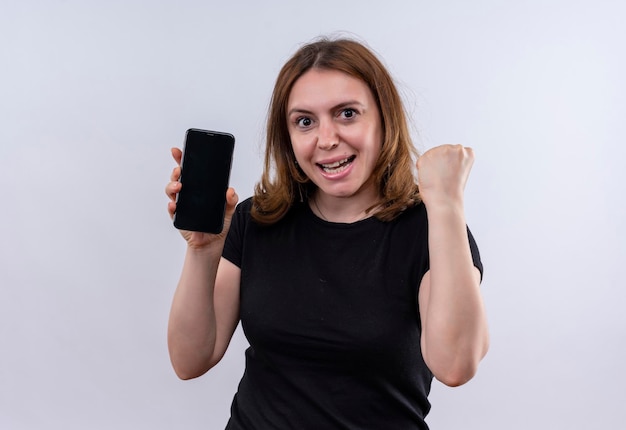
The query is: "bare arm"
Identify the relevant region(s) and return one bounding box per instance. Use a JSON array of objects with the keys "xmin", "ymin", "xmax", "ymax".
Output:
[
  {"xmin": 168, "ymin": 252, "xmax": 241, "ymax": 380},
  {"xmin": 165, "ymin": 147, "xmax": 241, "ymax": 380},
  {"xmin": 417, "ymin": 145, "xmax": 489, "ymax": 387}
]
